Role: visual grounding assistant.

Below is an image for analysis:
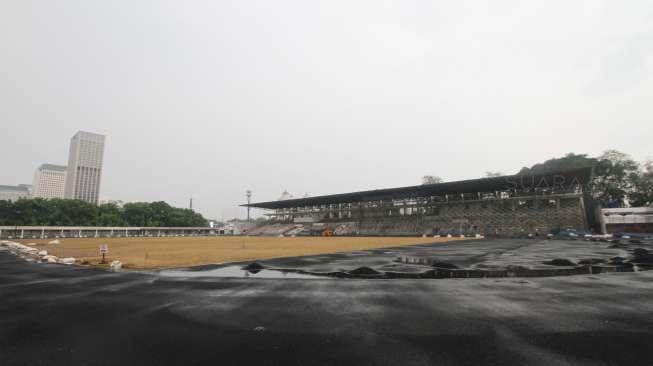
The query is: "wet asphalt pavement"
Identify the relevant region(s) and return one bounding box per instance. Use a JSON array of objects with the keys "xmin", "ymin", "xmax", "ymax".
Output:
[
  {"xmin": 250, "ymin": 238, "xmax": 633, "ymax": 272},
  {"xmin": 2, "ymin": 239, "xmax": 653, "ymax": 365}
]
